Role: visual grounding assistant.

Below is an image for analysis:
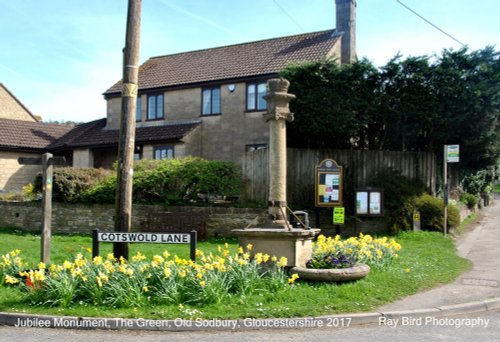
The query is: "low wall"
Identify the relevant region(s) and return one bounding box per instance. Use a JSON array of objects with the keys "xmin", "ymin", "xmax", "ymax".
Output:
[{"xmin": 0, "ymin": 201, "xmax": 267, "ymax": 238}]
